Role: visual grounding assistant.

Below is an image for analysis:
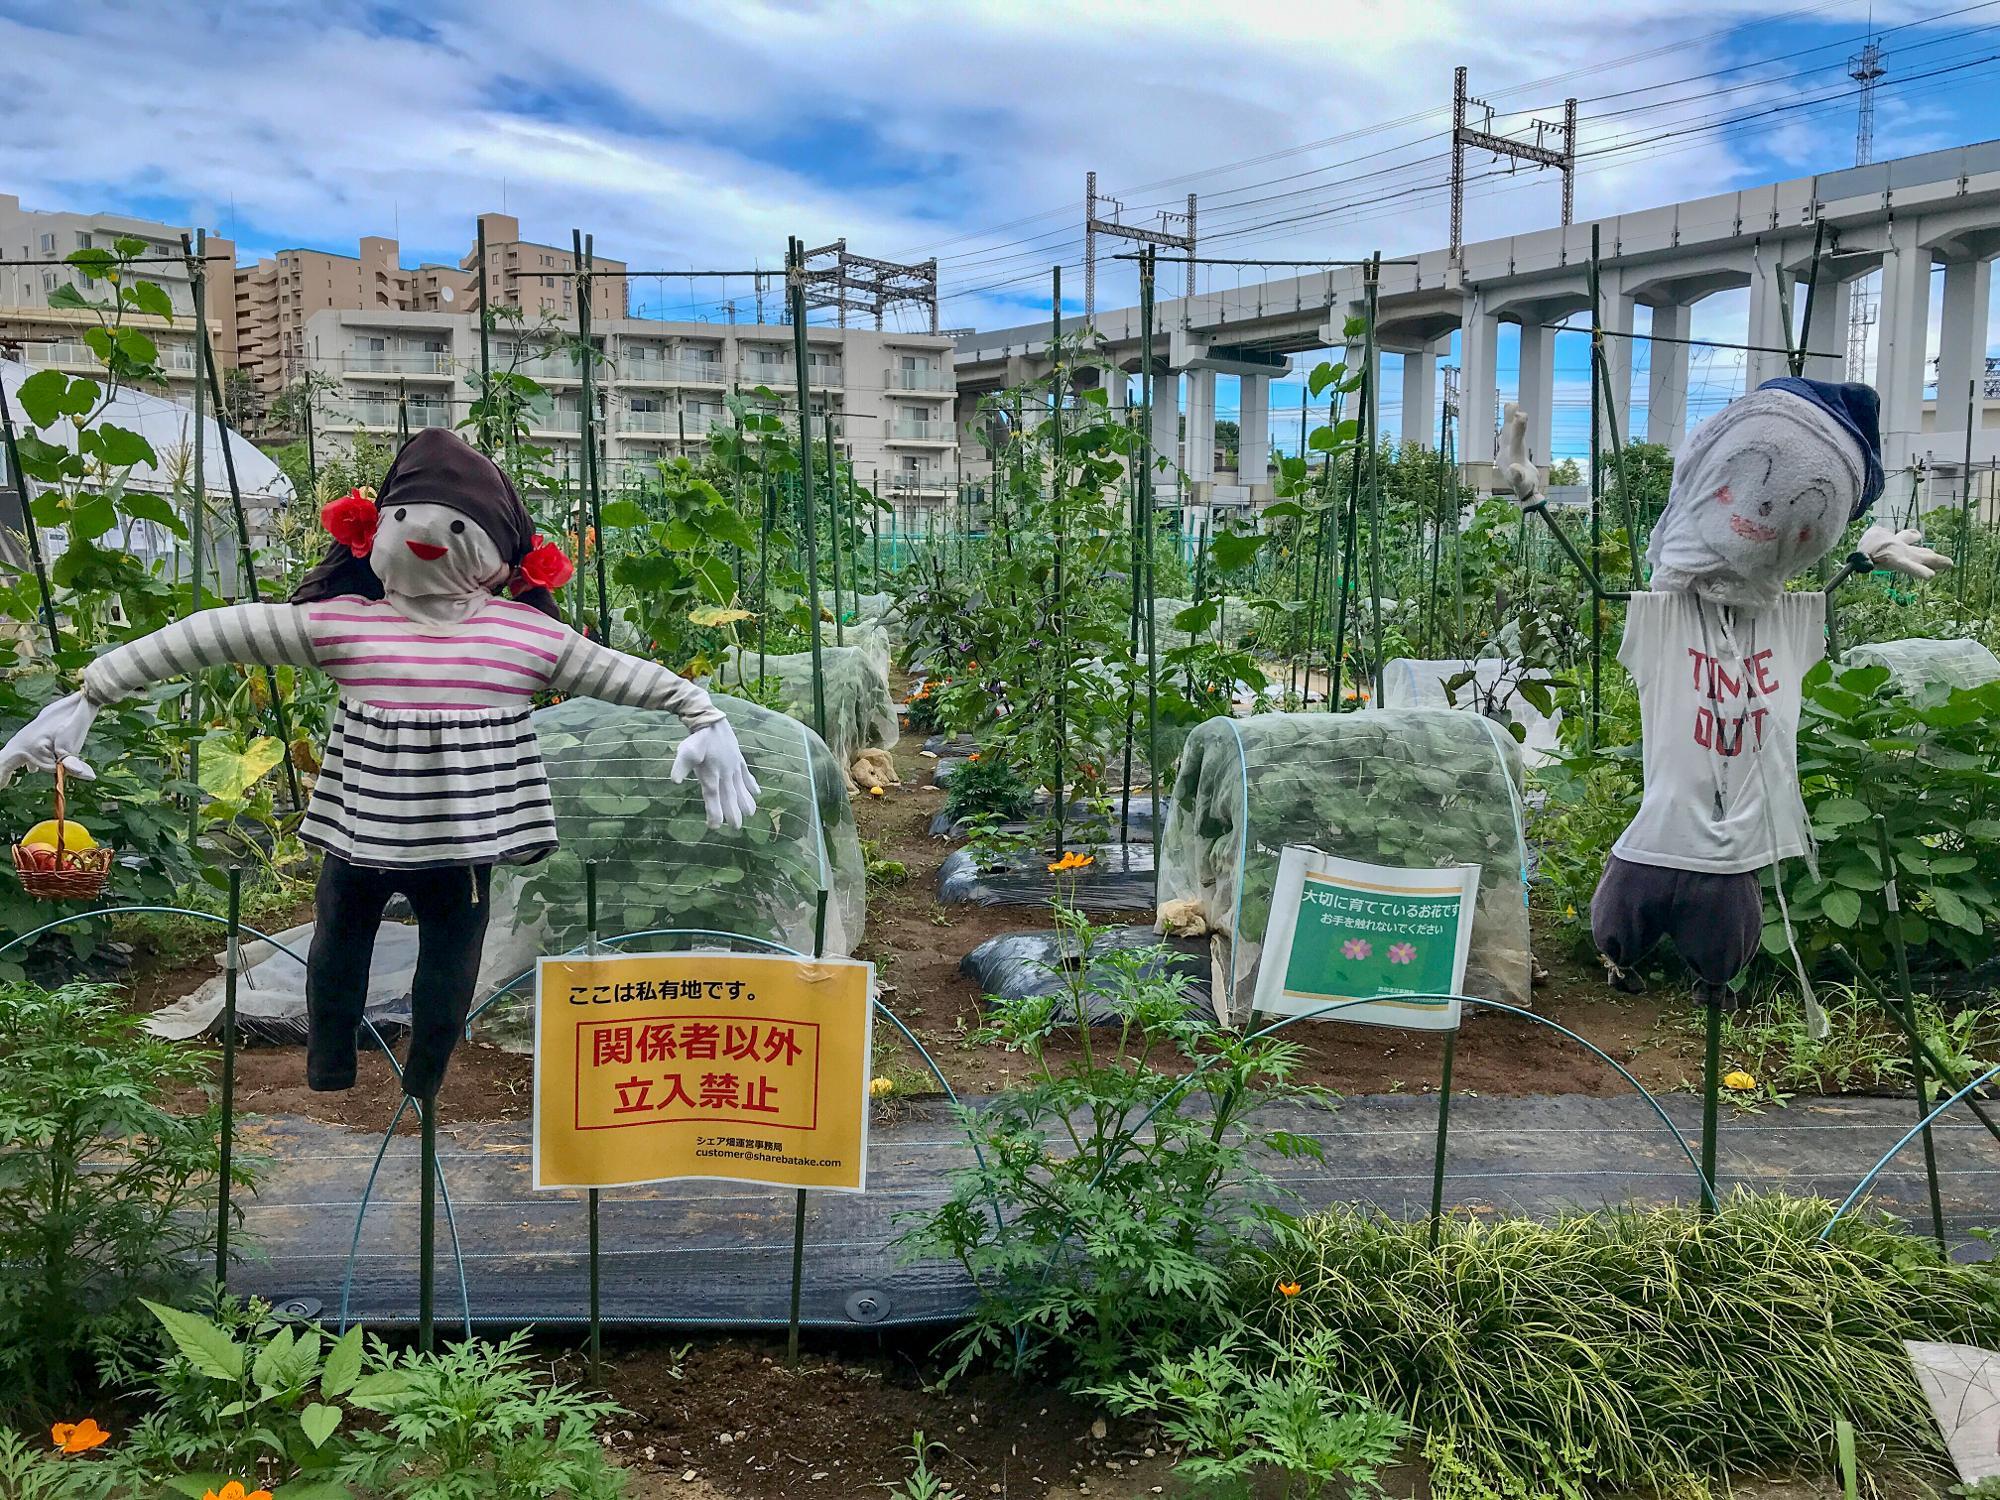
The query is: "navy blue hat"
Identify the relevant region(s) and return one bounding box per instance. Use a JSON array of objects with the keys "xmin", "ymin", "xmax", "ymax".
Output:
[{"xmin": 1756, "ymin": 376, "xmax": 1885, "ymax": 517}]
